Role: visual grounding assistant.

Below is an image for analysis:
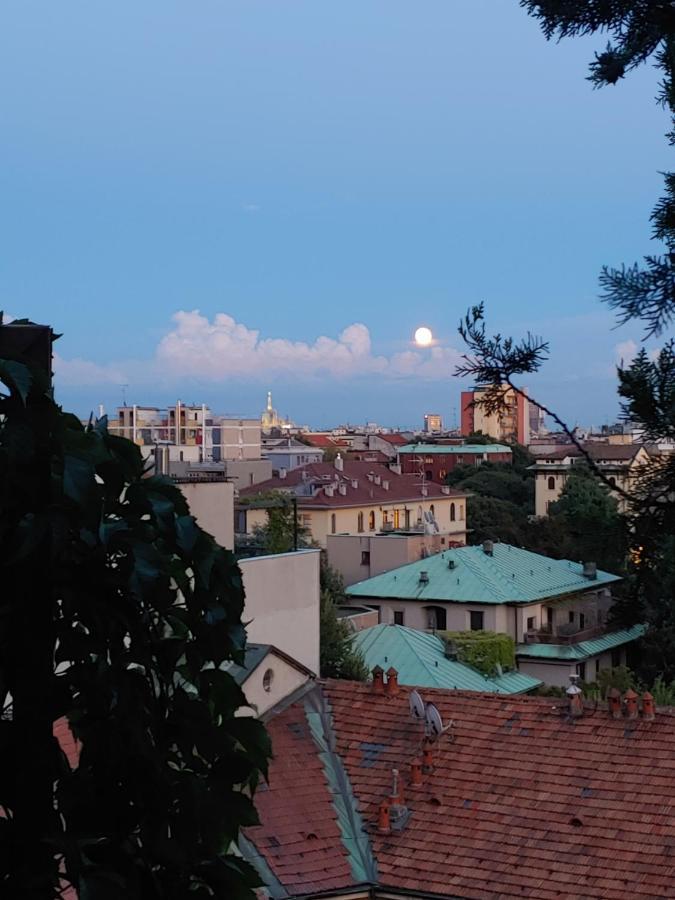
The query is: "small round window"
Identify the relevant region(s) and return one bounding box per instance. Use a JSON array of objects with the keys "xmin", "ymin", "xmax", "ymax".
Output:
[{"xmin": 262, "ymin": 668, "xmax": 274, "ymax": 693}]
